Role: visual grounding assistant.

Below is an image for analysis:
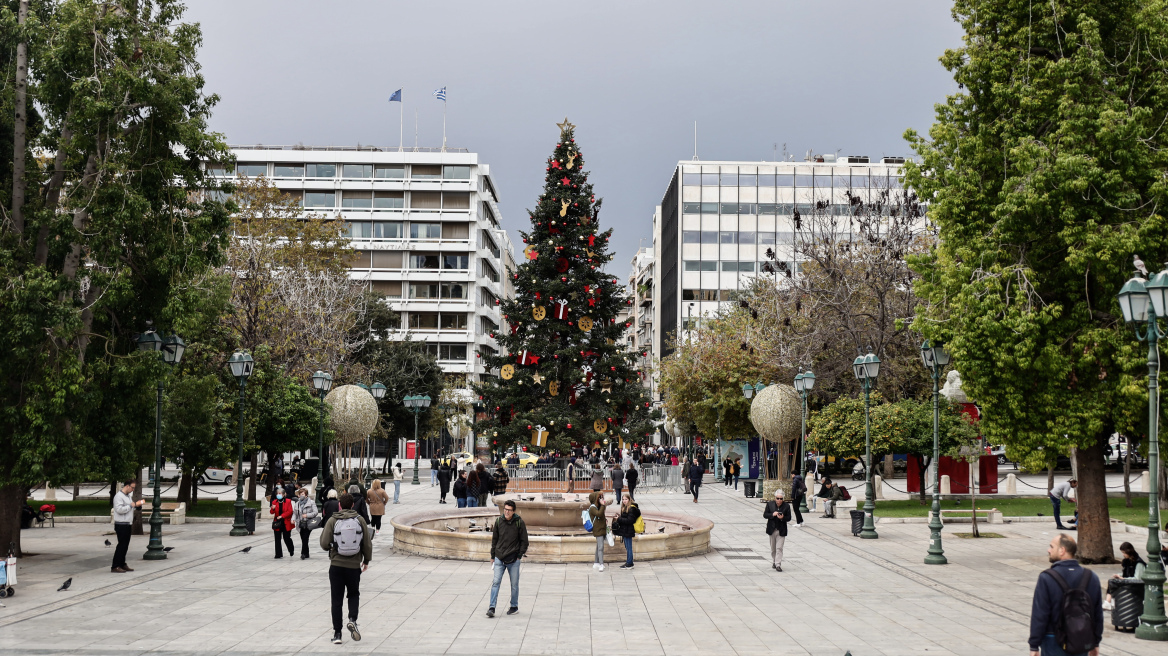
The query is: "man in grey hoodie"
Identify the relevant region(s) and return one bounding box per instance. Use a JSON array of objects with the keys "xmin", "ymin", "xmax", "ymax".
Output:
[
  {"xmin": 112, "ymin": 479, "xmax": 145, "ymax": 573},
  {"xmin": 319, "ymin": 492, "xmax": 373, "ymax": 645}
]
